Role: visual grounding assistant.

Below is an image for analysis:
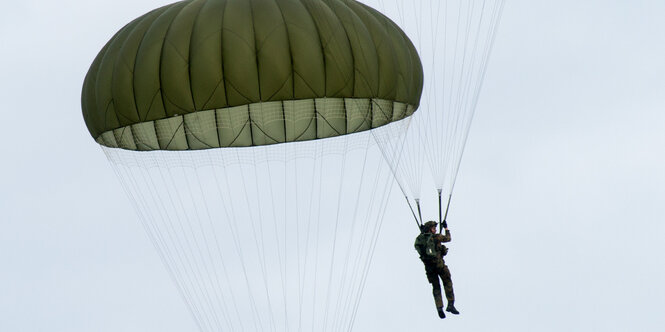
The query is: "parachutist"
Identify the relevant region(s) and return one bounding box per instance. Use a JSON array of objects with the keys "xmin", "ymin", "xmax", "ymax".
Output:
[{"xmin": 414, "ymin": 220, "xmax": 459, "ymax": 319}]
